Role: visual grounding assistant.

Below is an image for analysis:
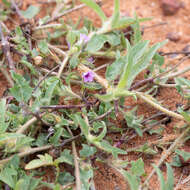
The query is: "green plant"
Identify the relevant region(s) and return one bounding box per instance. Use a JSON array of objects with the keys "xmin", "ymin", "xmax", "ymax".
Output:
[{"xmin": 0, "ymin": 0, "xmax": 190, "ymax": 189}]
